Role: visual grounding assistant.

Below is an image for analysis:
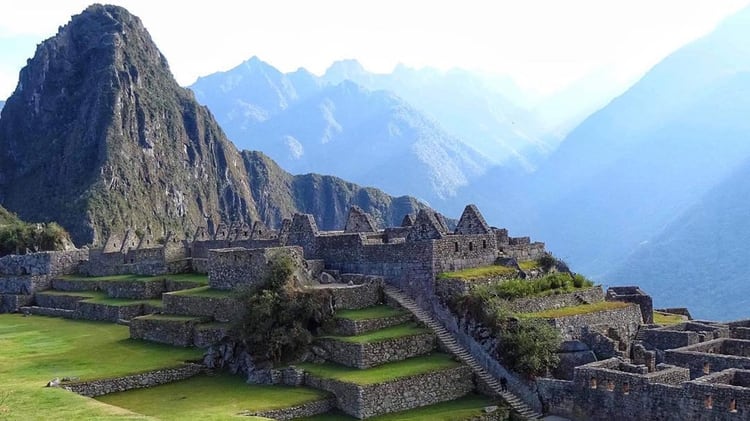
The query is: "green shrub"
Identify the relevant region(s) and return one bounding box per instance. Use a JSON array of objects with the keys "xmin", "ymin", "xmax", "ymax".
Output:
[
  {"xmin": 233, "ymin": 255, "xmax": 333, "ymax": 363},
  {"xmin": 499, "ymin": 318, "xmax": 561, "ymax": 377},
  {"xmin": 537, "ymin": 254, "xmax": 557, "ymax": 272}
]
